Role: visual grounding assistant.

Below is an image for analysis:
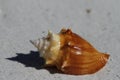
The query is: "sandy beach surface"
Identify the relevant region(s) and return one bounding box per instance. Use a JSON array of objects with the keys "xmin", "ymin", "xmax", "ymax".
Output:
[{"xmin": 0, "ymin": 0, "xmax": 120, "ymax": 80}]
